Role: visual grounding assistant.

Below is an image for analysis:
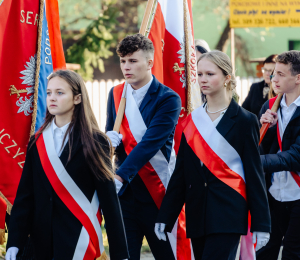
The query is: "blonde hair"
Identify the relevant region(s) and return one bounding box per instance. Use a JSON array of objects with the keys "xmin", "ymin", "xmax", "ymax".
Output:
[
  {"xmin": 195, "ymin": 39, "xmax": 211, "ymax": 52},
  {"xmin": 198, "ymin": 50, "xmax": 239, "ymax": 101}
]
